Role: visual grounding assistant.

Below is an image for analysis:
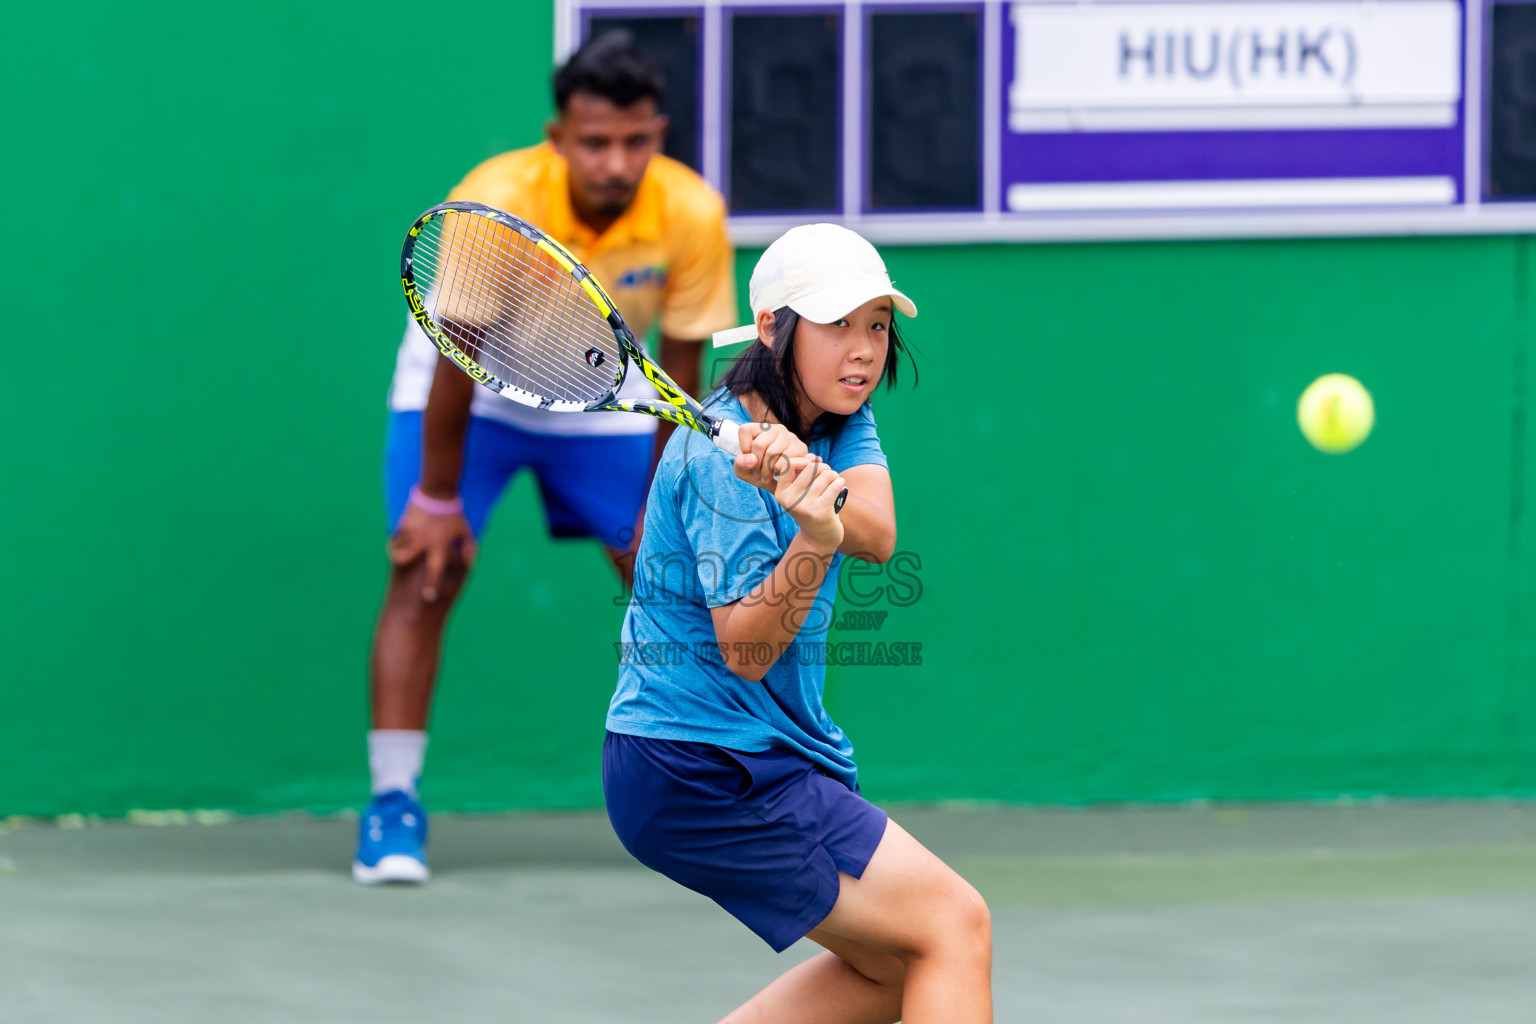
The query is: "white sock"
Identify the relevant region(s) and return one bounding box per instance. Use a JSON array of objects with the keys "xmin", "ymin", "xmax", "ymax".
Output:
[{"xmin": 369, "ymin": 730, "xmax": 427, "ymax": 797}]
